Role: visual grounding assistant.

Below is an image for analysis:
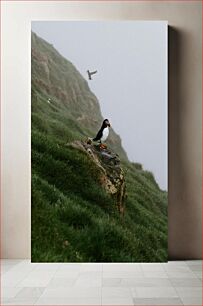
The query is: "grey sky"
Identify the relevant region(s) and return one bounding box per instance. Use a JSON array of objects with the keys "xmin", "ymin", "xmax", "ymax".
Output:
[{"xmin": 32, "ymin": 21, "xmax": 168, "ymax": 190}]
